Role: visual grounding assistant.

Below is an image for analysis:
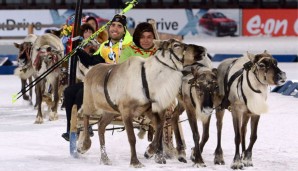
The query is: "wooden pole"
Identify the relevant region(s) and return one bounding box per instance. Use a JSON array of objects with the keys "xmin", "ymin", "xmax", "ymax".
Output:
[{"xmin": 28, "ymin": 24, "xmax": 34, "ymax": 34}]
